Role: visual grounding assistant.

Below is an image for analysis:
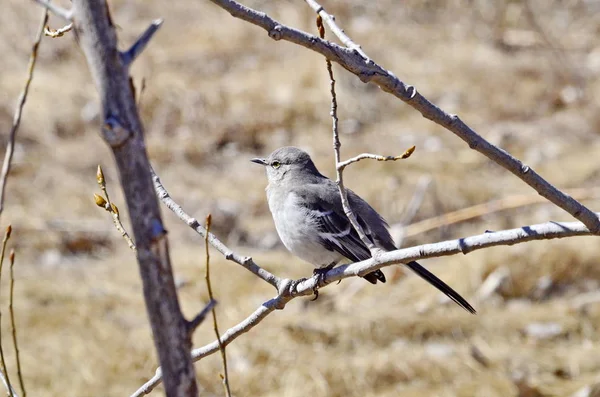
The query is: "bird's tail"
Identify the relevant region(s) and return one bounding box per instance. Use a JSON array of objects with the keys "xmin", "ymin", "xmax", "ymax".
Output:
[
  {"xmin": 405, "ymin": 261, "xmax": 476, "ymax": 314},
  {"xmin": 362, "ymin": 269, "xmax": 386, "ymax": 284}
]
